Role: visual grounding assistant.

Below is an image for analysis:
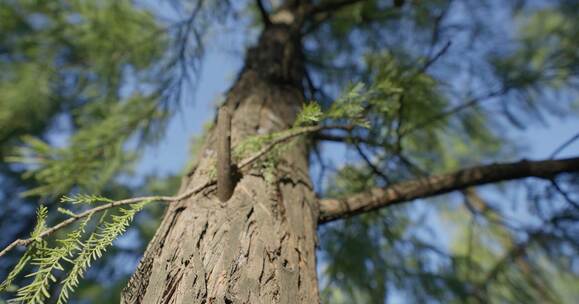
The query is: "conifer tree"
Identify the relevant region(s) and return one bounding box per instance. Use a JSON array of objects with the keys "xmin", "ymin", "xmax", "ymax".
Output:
[{"xmin": 1, "ymin": 0, "xmax": 579, "ymax": 303}]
